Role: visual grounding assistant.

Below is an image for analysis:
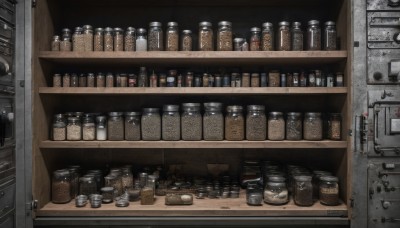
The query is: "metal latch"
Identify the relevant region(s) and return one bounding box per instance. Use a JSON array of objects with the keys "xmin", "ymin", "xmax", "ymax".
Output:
[{"xmin": 30, "ymin": 200, "xmax": 37, "ymax": 210}]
